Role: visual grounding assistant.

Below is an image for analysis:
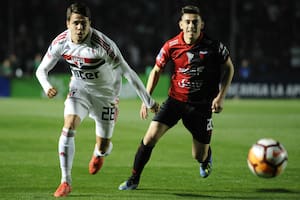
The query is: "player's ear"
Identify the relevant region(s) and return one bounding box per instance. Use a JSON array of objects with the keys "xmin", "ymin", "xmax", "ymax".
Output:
[
  {"xmin": 179, "ymin": 20, "xmax": 183, "ymax": 30},
  {"xmin": 201, "ymin": 21, "xmax": 205, "ymax": 30},
  {"xmin": 66, "ymin": 20, "xmax": 70, "ymax": 29}
]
